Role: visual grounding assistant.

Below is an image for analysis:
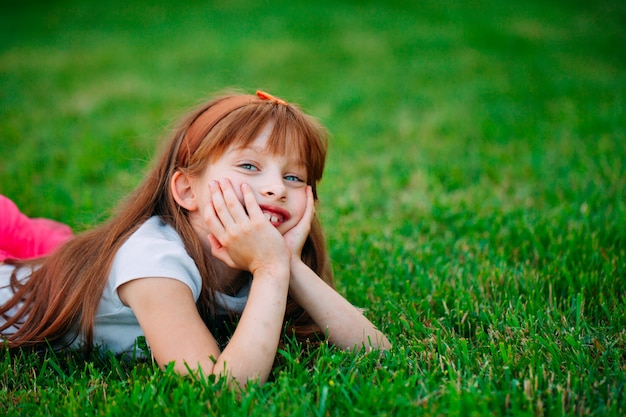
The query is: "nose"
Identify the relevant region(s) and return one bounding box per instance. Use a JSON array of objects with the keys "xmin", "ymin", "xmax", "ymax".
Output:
[{"xmin": 260, "ymin": 172, "xmax": 287, "ymax": 200}]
